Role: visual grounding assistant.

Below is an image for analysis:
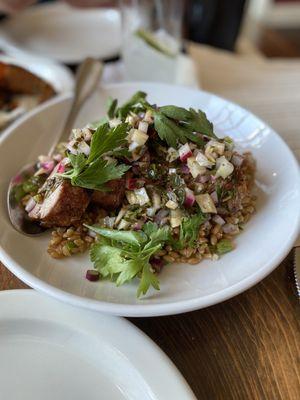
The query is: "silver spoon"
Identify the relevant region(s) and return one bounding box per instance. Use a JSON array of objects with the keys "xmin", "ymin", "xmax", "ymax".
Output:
[{"xmin": 7, "ymin": 58, "xmax": 103, "ymax": 235}]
